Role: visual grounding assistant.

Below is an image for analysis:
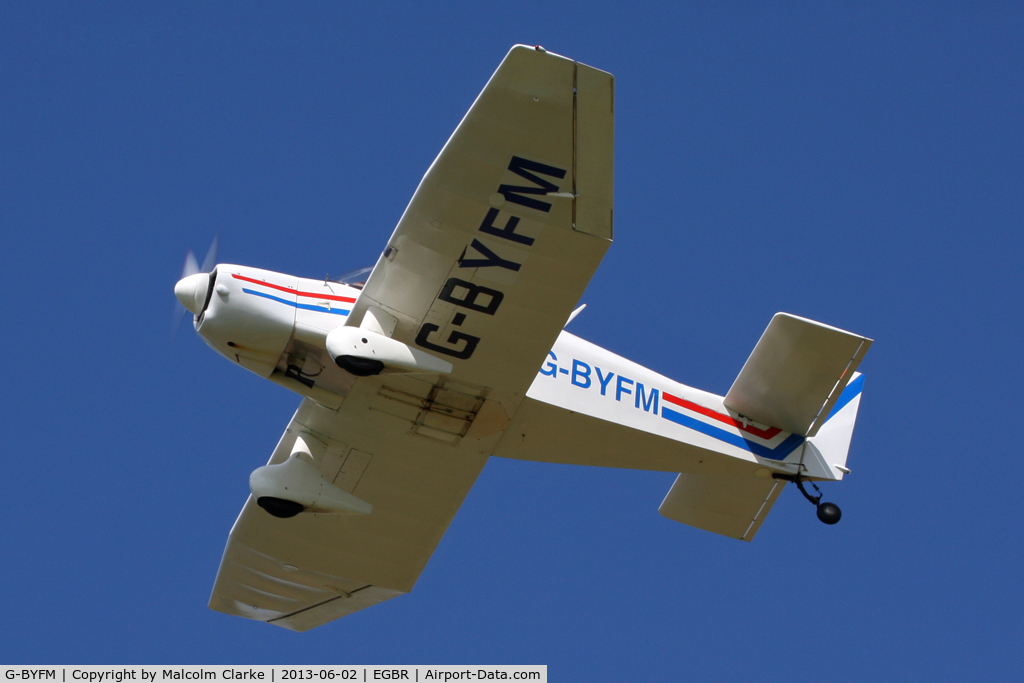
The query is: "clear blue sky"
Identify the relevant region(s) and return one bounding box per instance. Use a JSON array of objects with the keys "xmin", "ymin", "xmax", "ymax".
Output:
[{"xmin": 2, "ymin": 2, "xmax": 1022, "ymax": 679}]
